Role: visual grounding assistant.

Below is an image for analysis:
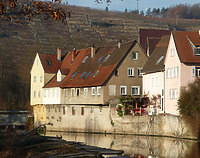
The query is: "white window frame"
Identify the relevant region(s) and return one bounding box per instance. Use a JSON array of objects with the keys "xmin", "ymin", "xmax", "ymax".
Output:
[
  {"xmin": 92, "ymin": 87, "xmax": 96, "ymax": 96},
  {"xmin": 170, "ymin": 48, "xmax": 175, "ymax": 57},
  {"xmin": 57, "ymin": 70, "xmax": 61, "ymax": 82},
  {"xmin": 171, "ymin": 67, "xmax": 175, "ymax": 78},
  {"xmin": 137, "ymin": 68, "xmax": 142, "ymax": 77},
  {"xmin": 127, "ymin": 67, "xmax": 134, "ymax": 77},
  {"xmin": 84, "ymin": 88, "xmax": 88, "ymax": 96},
  {"xmin": 170, "ymin": 89, "xmax": 175, "ymax": 99},
  {"xmin": 40, "ymin": 76, "xmax": 43, "ymax": 83},
  {"xmin": 120, "ymin": 86, "xmax": 127, "ymax": 95},
  {"xmin": 34, "ymin": 76, "xmax": 36, "ymax": 83},
  {"xmin": 38, "ymin": 91, "xmax": 40, "ymax": 98},
  {"xmin": 97, "ymin": 87, "xmax": 101, "ymax": 96},
  {"xmin": 132, "ymin": 52, "xmax": 138, "ymax": 60},
  {"xmin": 175, "ymin": 67, "xmax": 179, "ymax": 78},
  {"xmin": 71, "ymin": 88, "xmax": 75, "ymax": 97},
  {"xmin": 52, "ymin": 89, "xmax": 55, "ymax": 97},
  {"xmin": 175, "ymin": 89, "xmax": 178, "ymax": 99},
  {"xmin": 131, "ymin": 86, "xmax": 140, "ymax": 95},
  {"xmin": 34, "ymin": 91, "xmax": 36, "ymax": 98}
]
